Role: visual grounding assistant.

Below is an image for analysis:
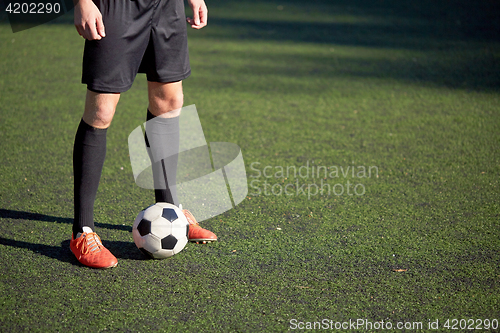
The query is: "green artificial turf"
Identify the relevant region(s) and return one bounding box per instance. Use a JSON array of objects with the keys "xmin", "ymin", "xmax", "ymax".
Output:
[{"xmin": 1, "ymin": 0, "xmax": 499, "ymax": 331}]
